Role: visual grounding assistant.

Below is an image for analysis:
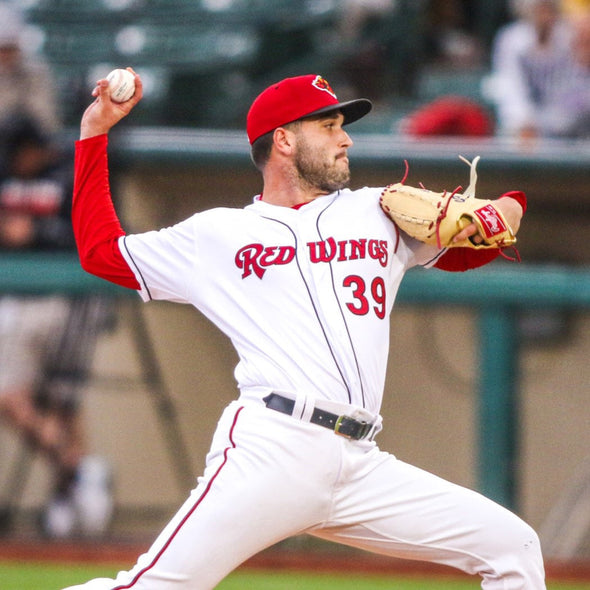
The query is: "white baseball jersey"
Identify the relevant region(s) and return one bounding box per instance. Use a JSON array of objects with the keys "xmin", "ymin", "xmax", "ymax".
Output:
[{"xmin": 119, "ymin": 188, "xmax": 442, "ymax": 416}]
